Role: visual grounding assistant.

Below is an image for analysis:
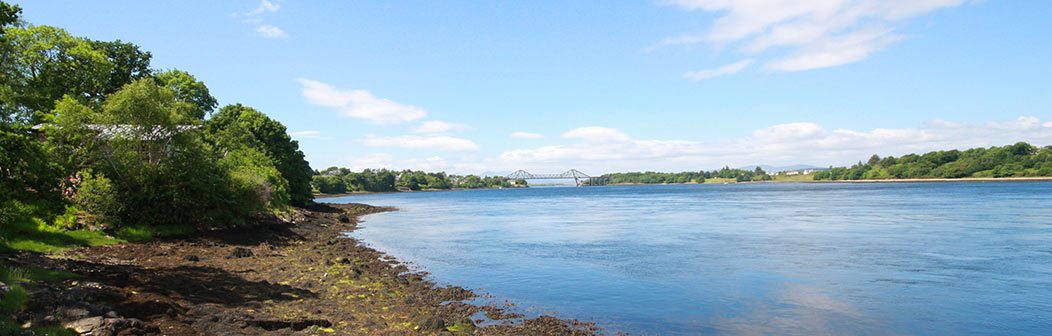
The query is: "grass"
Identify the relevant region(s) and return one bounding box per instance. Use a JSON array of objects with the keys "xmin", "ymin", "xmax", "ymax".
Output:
[
  {"xmin": 702, "ymin": 177, "xmax": 739, "ymax": 183},
  {"xmin": 770, "ymin": 173, "xmax": 818, "ymax": 182},
  {"xmin": 0, "ymin": 261, "xmax": 77, "ymax": 335},
  {"xmin": 114, "ymin": 224, "xmax": 195, "ymax": 241},
  {"xmin": 0, "ymin": 218, "xmax": 123, "ymax": 254}
]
